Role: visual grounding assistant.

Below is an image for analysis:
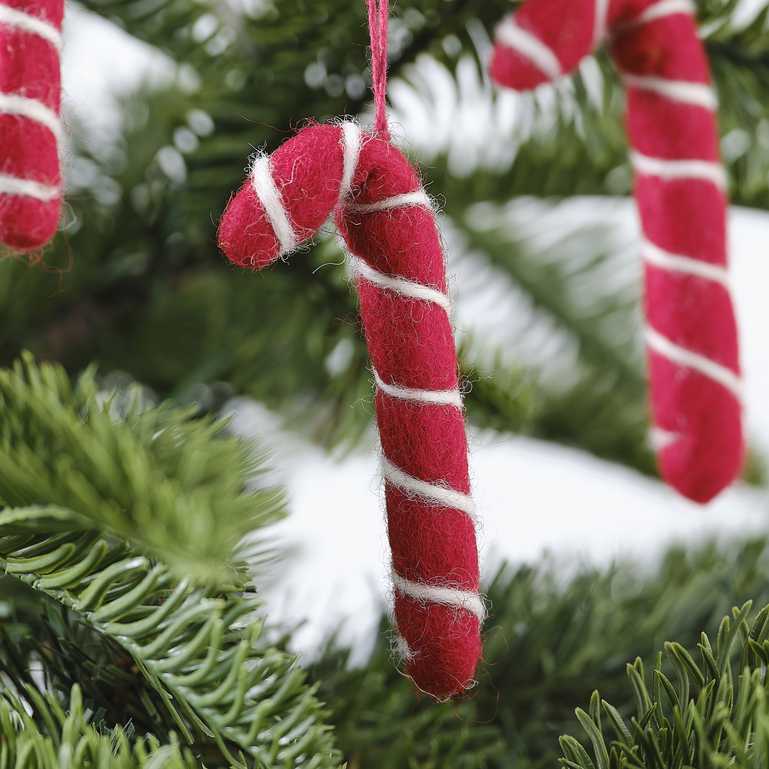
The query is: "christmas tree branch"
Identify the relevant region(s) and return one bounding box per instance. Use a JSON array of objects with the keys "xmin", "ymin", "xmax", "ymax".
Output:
[
  {"xmin": 312, "ymin": 537, "xmax": 769, "ymax": 769},
  {"xmin": 0, "ymin": 354, "xmax": 284, "ymax": 584},
  {"xmin": 0, "ymin": 516, "xmax": 340, "ymax": 766},
  {"xmin": 561, "ymin": 600, "xmax": 769, "ymax": 769},
  {"xmin": 0, "ymin": 356, "xmax": 339, "ymax": 767},
  {"xmin": 0, "ymin": 685, "xmax": 200, "ymax": 769}
]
